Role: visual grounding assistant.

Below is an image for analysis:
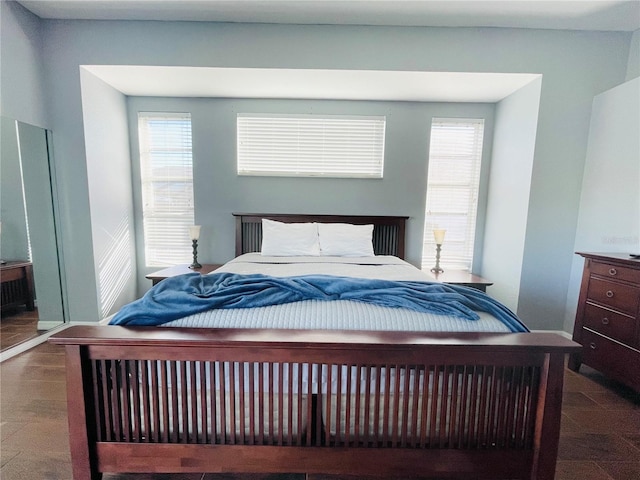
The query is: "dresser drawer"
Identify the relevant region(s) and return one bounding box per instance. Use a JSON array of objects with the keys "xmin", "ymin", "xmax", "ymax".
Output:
[
  {"xmin": 580, "ymin": 329, "xmax": 640, "ymax": 391},
  {"xmin": 590, "ymin": 260, "xmax": 640, "ymax": 284},
  {"xmin": 583, "ymin": 303, "xmax": 637, "ymax": 346},
  {"xmin": 587, "ymin": 277, "xmax": 640, "ymax": 316}
]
